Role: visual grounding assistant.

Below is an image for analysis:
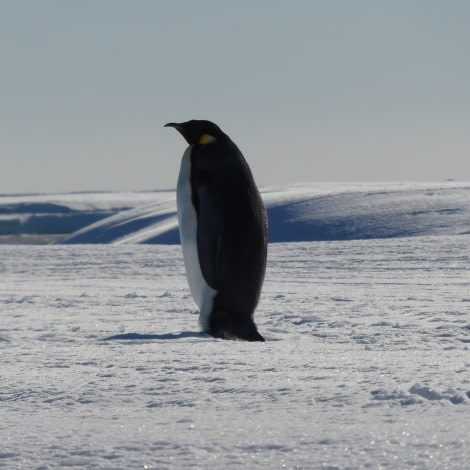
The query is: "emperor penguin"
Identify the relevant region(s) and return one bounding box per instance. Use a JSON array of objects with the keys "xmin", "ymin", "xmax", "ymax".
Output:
[{"xmin": 165, "ymin": 120, "xmax": 267, "ymax": 341}]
